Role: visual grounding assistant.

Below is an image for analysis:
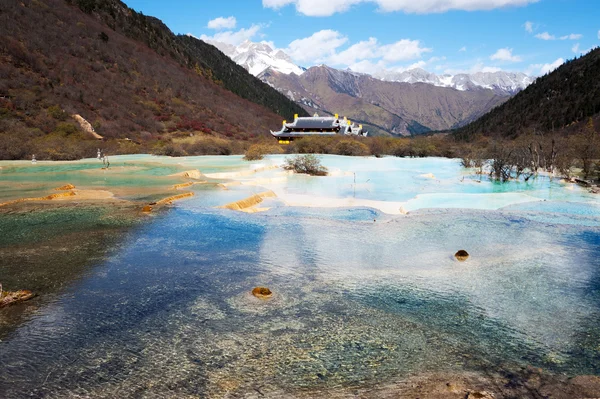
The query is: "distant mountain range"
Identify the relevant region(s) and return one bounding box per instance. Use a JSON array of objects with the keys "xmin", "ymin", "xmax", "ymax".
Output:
[
  {"xmin": 373, "ymin": 69, "xmax": 533, "ymax": 96},
  {"xmin": 262, "ymin": 65, "xmax": 509, "ymax": 136},
  {"xmin": 208, "ymin": 40, "xmax": 534, "ymax": 135}
]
